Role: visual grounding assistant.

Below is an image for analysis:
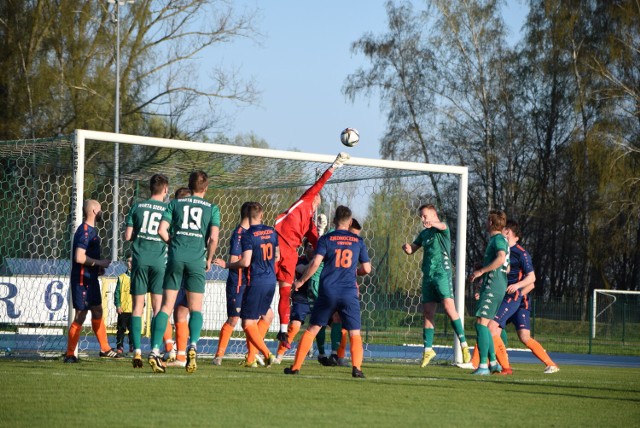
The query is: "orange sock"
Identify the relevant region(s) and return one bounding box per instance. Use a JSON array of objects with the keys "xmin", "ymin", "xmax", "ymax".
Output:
[
  {"xmin": 243, "ymin": 323, "xmax": 270, "ymax": 359},
  {"xmin": 66, "ymin": 322, "xmax": 82, "ymax": 356},
  {"xmin": 526, "ymin": 338, "xmax": 555, "ymax": 366},
  {"xmin": 91, "ymin": 319, "xmax": 111, "ymax": 352},
  {"xmin": 247, "ymin": 319, "xmax": 272, "ymax": 361},
  {"xmin": 492, "ymin": 335, "xmax": 510, "ymax": 369},
  {"xmin": 277, "ymin": 323, "xmax": 300, "ymax": 355},
  {"xmin": 216, "ymin": 323, "xmax": 234, "ymax": 358},
  {"xmin": 175, "ymin": 321, "xmax": 188, "ymax": 361},
  {"xmin": 471, "ymin": 343, "xmax": 479, "ymax": 369},
  {"xmin": 291, "ymin": 331, "xmax": 315, "ymax": 371},
  {"xmin": 245, "ymin": 335, "xmax": 256, "ymax": 362},
  {"xmin": 163, "ymin": 322, "xmax": 174, "ymax": 352},
  {"xmin": 350, "ymin": 334, "xmax": 363, "ymax": 369},
  {"xmin": 337, "ymin": 329, "xmax": 348, "ymax": 359},
  {"xmin": 258, "ymin": 318, "xmax": 270, "ymax": 337}
]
